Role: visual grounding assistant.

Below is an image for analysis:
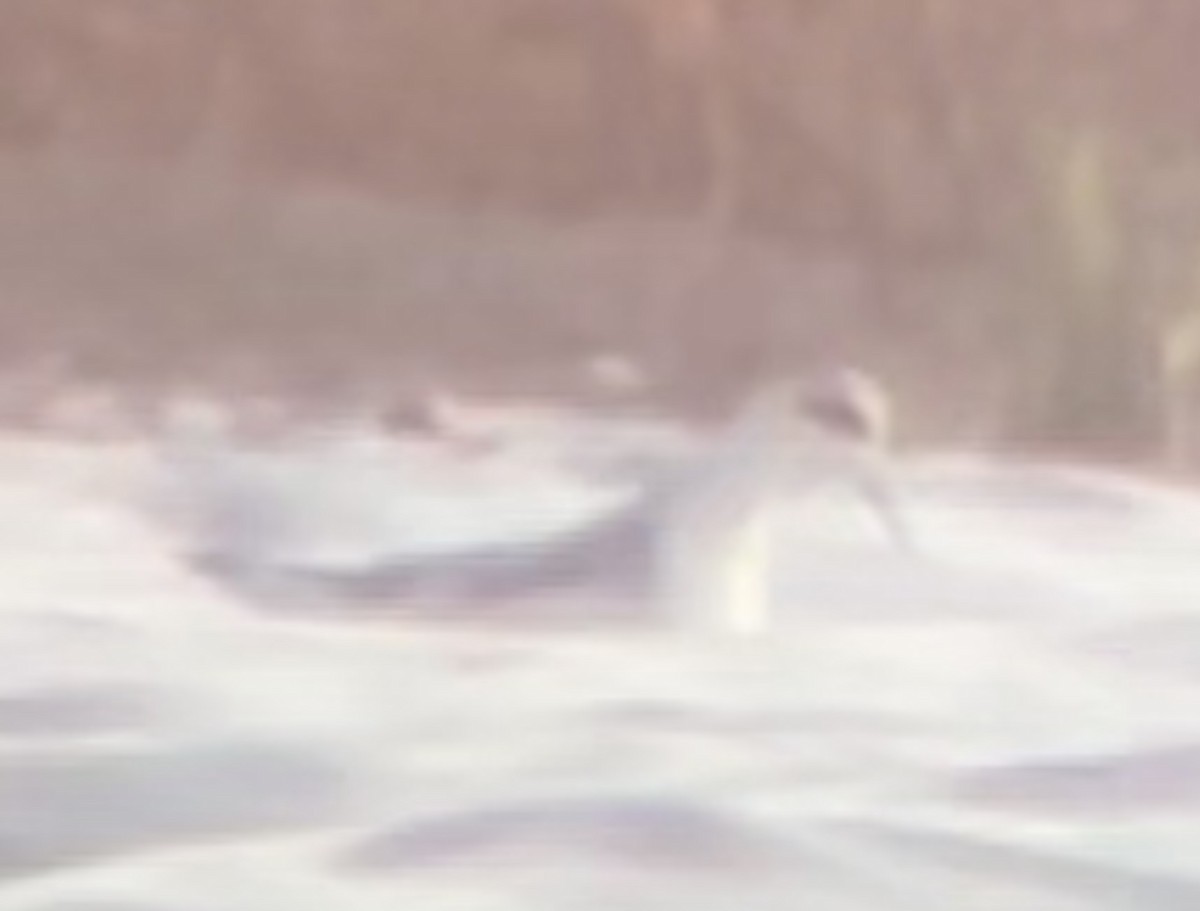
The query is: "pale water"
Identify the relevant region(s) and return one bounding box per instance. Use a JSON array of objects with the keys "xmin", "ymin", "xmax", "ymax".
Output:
[{"xmin": 1, "ymin": 411, "xmax": 1199, "ymax": 910}]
